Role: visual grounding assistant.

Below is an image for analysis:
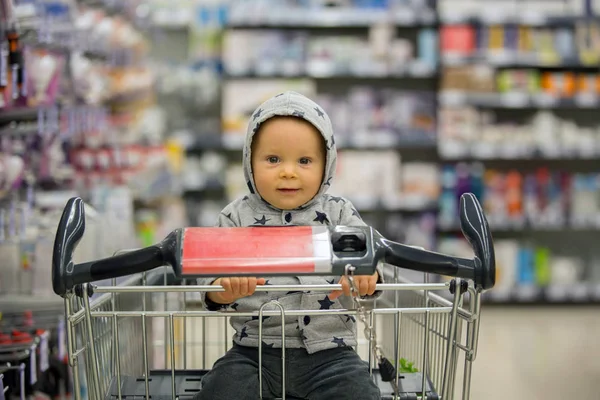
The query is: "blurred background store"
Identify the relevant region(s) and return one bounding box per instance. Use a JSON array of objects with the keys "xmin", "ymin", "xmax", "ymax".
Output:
[{"xmin": 0, "ymin": 0, "xmax": 599, "ymax": 399}]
